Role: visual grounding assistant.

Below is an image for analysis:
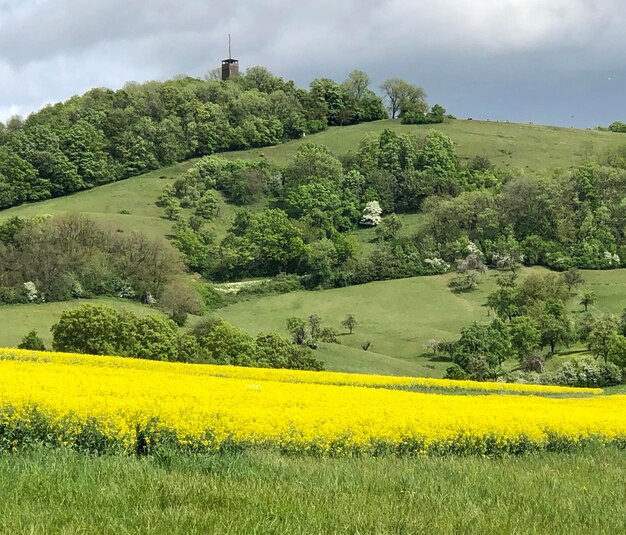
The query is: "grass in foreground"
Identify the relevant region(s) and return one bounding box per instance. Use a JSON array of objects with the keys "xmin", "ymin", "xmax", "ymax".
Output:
[{"xmin": 1, "ymin": 447, "xmax": 624, "ymax": 534}]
